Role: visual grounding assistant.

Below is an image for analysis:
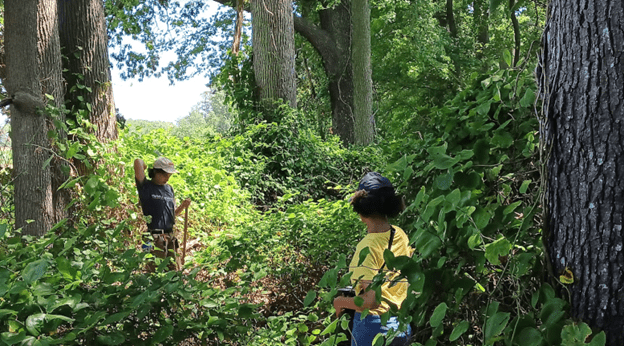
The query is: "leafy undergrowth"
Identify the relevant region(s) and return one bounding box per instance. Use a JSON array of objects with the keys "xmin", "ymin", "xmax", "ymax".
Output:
[{"xmin": 0, "ymin": 67, "xmax": 607, "ymax": 345}]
